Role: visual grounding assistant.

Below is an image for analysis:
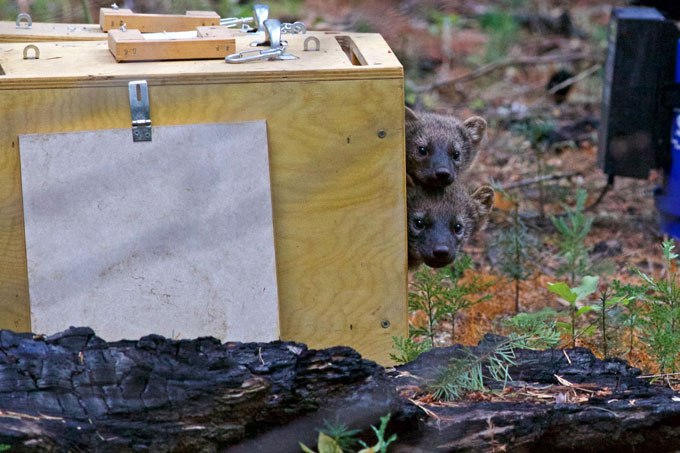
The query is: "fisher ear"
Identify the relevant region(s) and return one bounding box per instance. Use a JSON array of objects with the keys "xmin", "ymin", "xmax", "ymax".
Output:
[
  {"xmin": 471, "ymin": 185, "xmax": 495, "ymax": 216},
  {"xmin": 463, "ymin": 116, "xmax": 487, "ymax": 145},
  {"xmin": 405, "ymin": 107, "xmax": 419, "ymax": 123}
]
